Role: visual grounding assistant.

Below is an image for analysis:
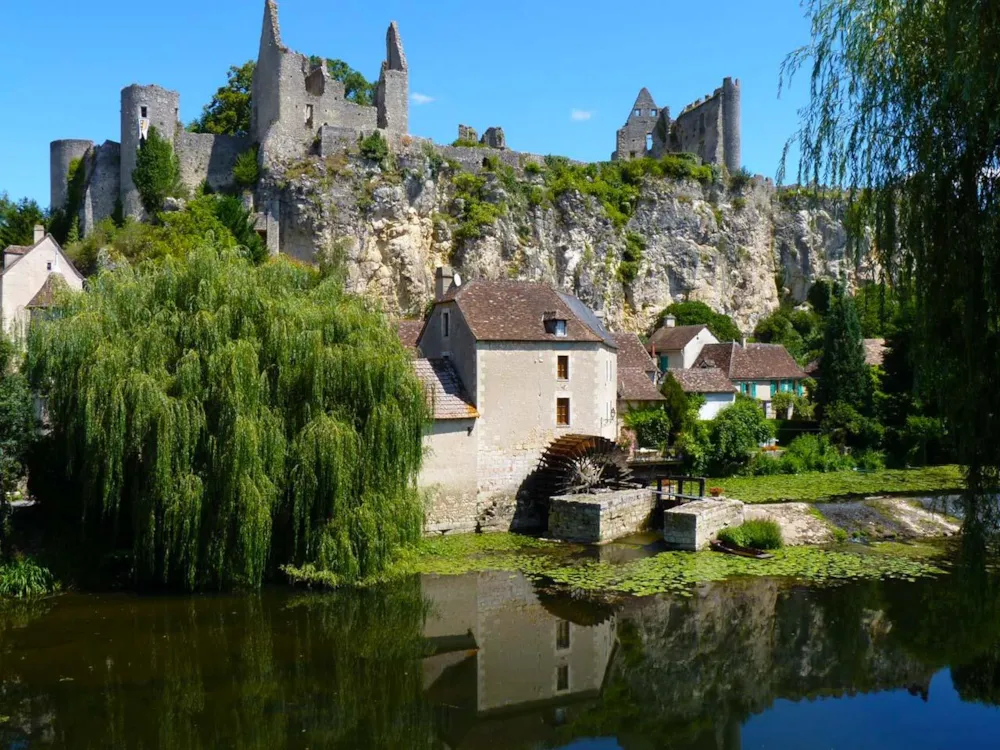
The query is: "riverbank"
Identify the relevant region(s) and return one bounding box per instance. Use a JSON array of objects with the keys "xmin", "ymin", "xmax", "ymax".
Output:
[{"xmin": 709, "ymin": 465, "xmax": 964, "ymax": 504}]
